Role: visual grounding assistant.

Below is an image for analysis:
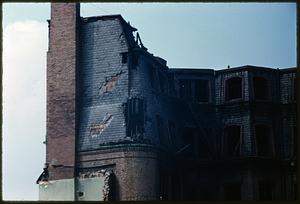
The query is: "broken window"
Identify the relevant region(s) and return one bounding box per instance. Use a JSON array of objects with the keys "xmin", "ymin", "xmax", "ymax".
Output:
[
  {"xmin": 258, "ymin": 181, "xmax": 275, "ymax": 200},
  {"xmin": 223, "ymin": 183, "xmax": 241, "ymax": 200},
  {"xmin": 126, "ymin": 98, "xmax": 144, "ymax": 138},
  {"xmin": 255, "ymin": 125, "xmax": 273, "ymax": 157},
  {"xmin": 253, "ymin": 77, "xmax": 269, "ymax": 100},
  {"xmin": 195, "ymin": 80, "xmax": 209, "ymax": 102},
  {"xmin": 179, "ymin": 79, "xmax": 192, "ymax": 99},
  {"xmin": 226, "ymin": 77, "xmax": 242, "ymax": 101},
  {"xmin": 224, "ymin": 125, "xmax": 241, "ymax": 158},
  {"xmin": 121, "ymin": 52, "xmax": 128, "ymax": 64}
]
